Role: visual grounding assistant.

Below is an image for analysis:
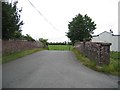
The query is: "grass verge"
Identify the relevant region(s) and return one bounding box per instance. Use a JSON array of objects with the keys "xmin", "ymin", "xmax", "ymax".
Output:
[
  {"xmin": 72, "ymin": 48, "xmax": 97, "ymax": 69},
  {"xmin": 110, "ymin": 51, "xmax": 120, "ymax": 60},
  {"xmin": 72, "ymin": 48, "xmax": 119, "ymax": 76},
  {"xmin": 48, "ymin": 45, "xmax": 72, "ymax": 50},
  {"xmin": 2, "ymin": 48, "xmax": 47, "ymax": 64}
]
